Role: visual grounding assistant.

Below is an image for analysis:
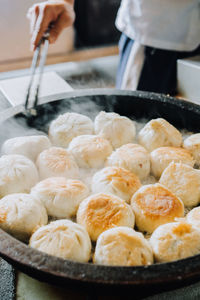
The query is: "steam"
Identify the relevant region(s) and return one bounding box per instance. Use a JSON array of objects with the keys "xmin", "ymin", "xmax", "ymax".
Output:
[
  {"xmin": 0, "ymin": 96, "xmax": 195, "ymax": 191},
  {"xmin": 0, "ymin": 117, "xmax": 46, "ymax": 148}
]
